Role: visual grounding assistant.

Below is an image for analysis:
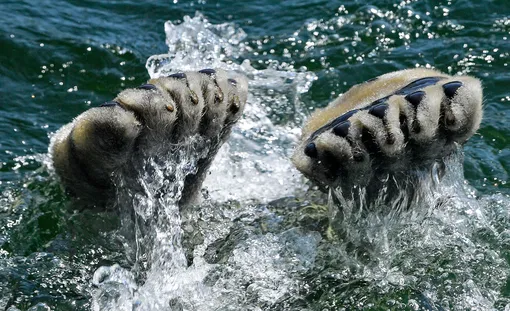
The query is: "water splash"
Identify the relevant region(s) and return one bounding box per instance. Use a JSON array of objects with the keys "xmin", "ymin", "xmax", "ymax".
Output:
[
  {"xmin": 91, "ymin": 13, "xmax": 318, "ymax": 310},
  {"xmin": 86, "ymin": 12, "xmax": 510, "ymax": 311},
  {"xmin": 148, "ymin": 12, "xmax": 315, "ymax": 203},
  {"xmin": 305, "ymin": 152, "xmax": 510, "ymax": 310}
]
